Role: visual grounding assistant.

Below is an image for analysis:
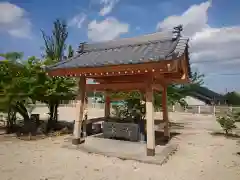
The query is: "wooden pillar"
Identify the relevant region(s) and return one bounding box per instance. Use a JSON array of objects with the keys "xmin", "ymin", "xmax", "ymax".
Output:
[
  {"xmin": 82, "ymin": 95, "xmax": 88, "ymax": 138},
  {"xmin": 139, "ymin": 90, "xmax": 146, "ymax": 143},
  {"xmin": 72, "ymin": 77, "xmax": 86, "ymax": 145},
  {"xmin": 198, "ymin": 106, "xmax": 201, "ymax": 114},
  {"xmin": 146, "ymin": 86, "xmax": 155, "ymax": 156},
  {"xmin": 162, "ymin": 85, "xmax": 170, "ymax": 139},
  {"xmin": 105, "ymin": 91, "xmax": 111, "ymax": 118},
  {"xmin": 213, "ymin": 105, "xmax": 216, "ymax": 115}
]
